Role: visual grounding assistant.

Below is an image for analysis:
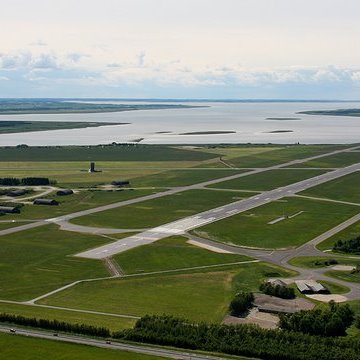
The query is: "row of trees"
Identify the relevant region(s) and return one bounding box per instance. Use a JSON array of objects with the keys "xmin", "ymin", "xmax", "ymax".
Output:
[
  {"xmin": 0, "ymin": 177, "xmax": 53, "ymax": 186},
  {"xmin": 114, "ymin": 315, "xmax": 360, "ymax": 360},
  {"xmin": 259, "ymin": 282, "xmax": 295, "ymax": 299},
  {"xmin": 0, "ymin": 313, "xmax": 110, "ymax": 337},
  {"xmin": 279, "ymin": 302, "xmax": 354, "ymax": 337},
  {"xmin": 333, "ymin": 236, "xmax": 360, "ymax": 254}
]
